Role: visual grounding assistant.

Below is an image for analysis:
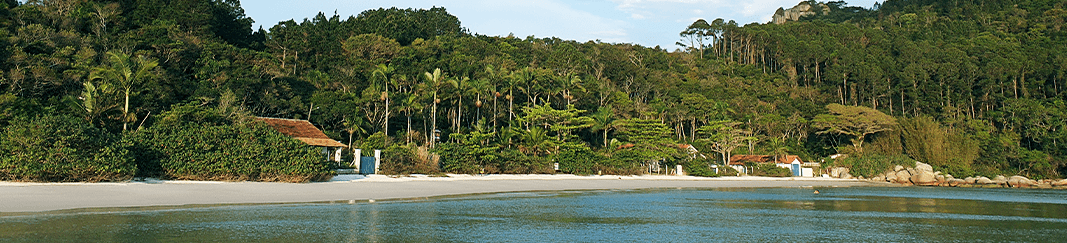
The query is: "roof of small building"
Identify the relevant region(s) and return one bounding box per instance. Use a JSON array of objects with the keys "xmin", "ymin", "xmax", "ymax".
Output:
[
  {"xmin": 255, "ymin": 117, "xmax": 347, "ymax": 147},
  {"xmin": 728, "ymin": 155, "xmax": 802, "ymax": 165}
]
